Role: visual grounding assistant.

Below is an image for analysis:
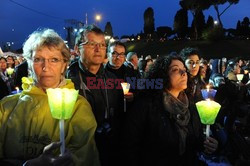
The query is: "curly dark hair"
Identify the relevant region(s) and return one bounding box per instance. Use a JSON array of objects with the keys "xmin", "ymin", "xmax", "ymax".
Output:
[
  {"xmin": 179, "ymin": 47, "xmax": 200, "ymax": 61},
  {"xmin": 145, "ymin": 54, "xmax": 185, "ymax": 91}
]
